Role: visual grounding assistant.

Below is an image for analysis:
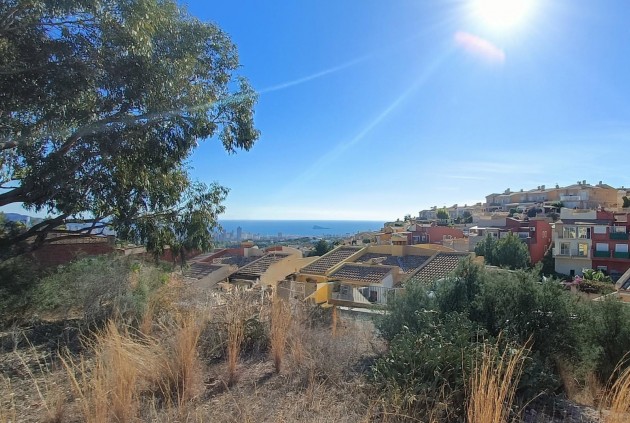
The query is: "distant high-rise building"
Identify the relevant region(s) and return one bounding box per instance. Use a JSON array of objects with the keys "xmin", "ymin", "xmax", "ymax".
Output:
[{"xmin": 236, "ymin": 226, "xmax": 242, "ymax": 241}]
